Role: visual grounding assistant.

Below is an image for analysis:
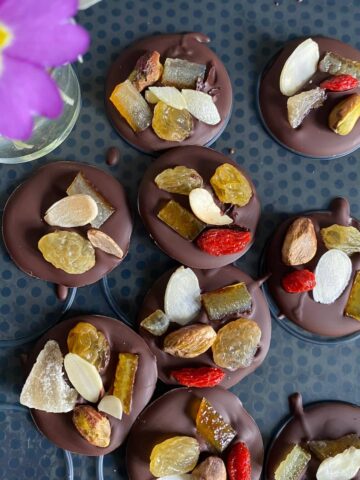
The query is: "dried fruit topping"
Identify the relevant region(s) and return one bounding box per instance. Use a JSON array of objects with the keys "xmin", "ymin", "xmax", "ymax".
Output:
[
  {"xmin": 308, "ymin": 434, "xmax": 360, "ymax": 461},
  {"xmin": 170, "ymin": 367, "xmax": 225, "ymax": 388},
  {"xmin": 157, "ymin": 475, "xmax": 194, "ymax": 480},
  {"xmin": 87, "ymin": 229, "xmax": 124, "ymax": 259},
  {"xmin": 152, "ymin": 101, "xmax": 193, "ymax": 142},
  {"xmin": 282, "ymin": 269, "xmax": 316, "ymax": 293},
  {"xmin": 110, "ymin": 80, "xmax": 152, "ymax": 132},
  {"xmin": 163, "ymin": 324, "xmax": 217, "ymax": 358},
  {"xmin": 20, "ymin": 340, "xmax": 77, "ymax": 413},
  {"xmin": 313, "ymin": 249, "xmax": 352, "ymax": 304},
  {"xmin": 212, "ymin": 319, "xmax": 261, "ymax": 371},
  {"xmin": 64, "ymin": 353, "xmax": 103, "ymax": 403},
  {"xmin": 319, "ymin": 52, "xmax": 360, "ymax": 81},
  {"xmin": 195, "ymin": 397, "xmax": 236, "ymax": 452},
  {"xmin": 316, "ymin": 446, "xmax": 360, "ymax": 480},
  {"xmin": 181, "ymin": 90, "xmax": 221, "ymax": 125},
  {"xmin": 280, "ymin": 38, "xmax": 320, "ymax": 96},
  {"xmin": 113, "ymin": 353, "xmax": 138, "ymax": 415},
  {"xmin": 189, "ymin": 188, "xmax": 233, "ymax": 225},
  {"xmin": 140, "ymin": 309, "xmax": 170, "ymax": 336},
  {"xmin": 201, "ymin": 282, "xmax": 252, "ymax": 322},
  {"xmin": 38, "ymin": 231, "xmax": 95, "ymax": 275},
  {"xmin": 44, "ymin": 194, "xmax": 98, "ymax": 228},
  {"xmin": 287, "ymin": 87, "xmax": 327, "ymax": 129},
  {"xmin": 320, "ymin": 224, "xmax": 360, "ymax": 255},
  {"xmin": 320, "ymin": 74, "xmax": 359, "ymax": 92},
  {"xmin": 227, "ymin": 442, "xmax": 252, "ymax": 480},
  {"xmin": 145, "ymin": 89, "xmax": 159, "ymax": 104},
  {"xmin": 281, "ymin": 217, "xmax": 317, "ymax": 266},
  {"xmin": 67, "ymin": 172, "xmax": 115, "ymax": 229},
  {"xmin": 274, "ymin": 444, "xmax": 311, "ymax": 480},
  {"xmin": 158, "ymin": 200, "xmax": 206, "ymax": 241},
  {"xmin": 148, "ymin": 86, "xmax": 187, "ymax": 110},
  {"xmin": 210, "ymin": 163, "xmax": 253, "ymax": 207},
  {"xmin": 345, "ymin": 271, "xmax": 360, "ymax": 322},
  {"xmin": 328, "ymin": 93, "xmax": 360, "ymax": 135},
  {"xmin": 97, "ymin": 395, "xmax": 123, "ymax": 420},
  {"xmin": 67, "ymin": 322, "xmax": 110, "ymax": 372},
  {"xmin": 197, "ymin": 228, "xmax": 251, "ymax": 256},
  {"xmin": 129, "ymin": 50, "xmax": 163, "ymax": 92},
  {"xmin": 150, "ymin": 436, "xmax": 200, "ymax": 477},
  {"xmin": 192, "ymin": 456, "xmax": 227, "ymax": 480},
  {"xmin": 155, "ymin": 166, "xmax": 203, "ymax": 195},
  {"xmin": 164, "ymin": 266, "xmax": 201, "ymax": 325},
  {"xmin": 72, "ymin": 405, "xmax": 111, "ymax": 448},
  {"xmin": 161, "ymin": 58, "xmax": 206, "ymax": 89}
]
